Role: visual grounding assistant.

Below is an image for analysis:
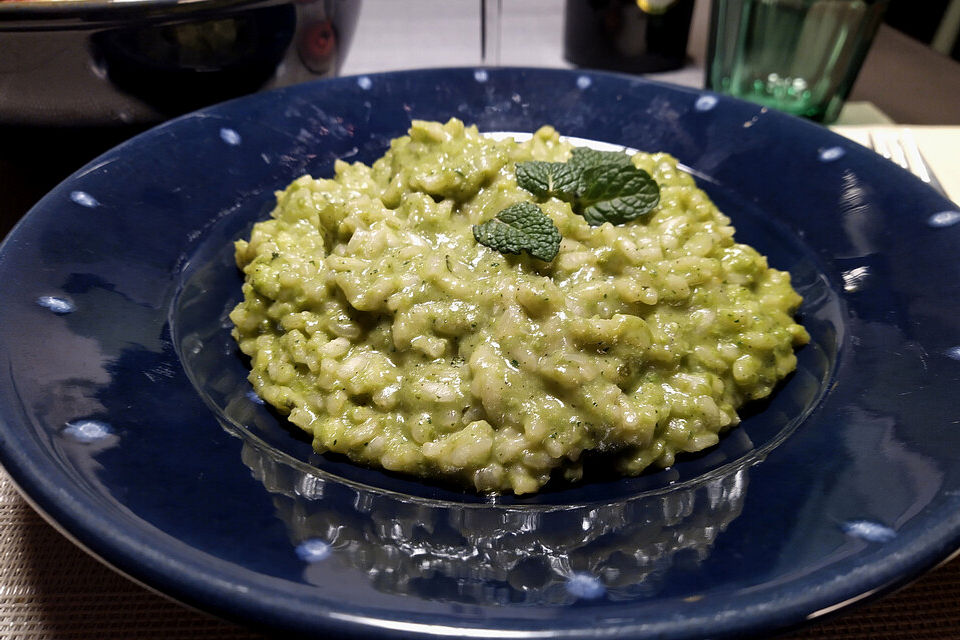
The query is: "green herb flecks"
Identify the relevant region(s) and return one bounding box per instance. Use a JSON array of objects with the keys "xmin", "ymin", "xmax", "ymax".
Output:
[
  {"xmin": 515, "ymin": 146, "xmax": 660, "ymax": 226},
  {"xmin": 473, "ymin": 202, "xmax": 561, "ymax": 262}
]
